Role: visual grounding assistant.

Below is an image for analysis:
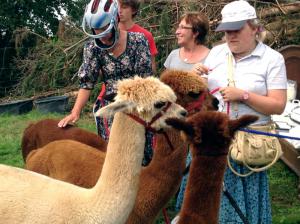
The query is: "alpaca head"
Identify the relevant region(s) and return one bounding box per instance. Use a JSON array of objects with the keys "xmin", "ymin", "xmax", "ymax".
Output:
[
  {"xmin": 160, "ymin": 69, "xmax": 219, "ymax": 114},
  {"xmin": 166, "ymin": 111, "xmax": 258, "ymax": 155},
  {"xmin": 95, "ymin": 76, "xmax": 187, "ymax": 131}
]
